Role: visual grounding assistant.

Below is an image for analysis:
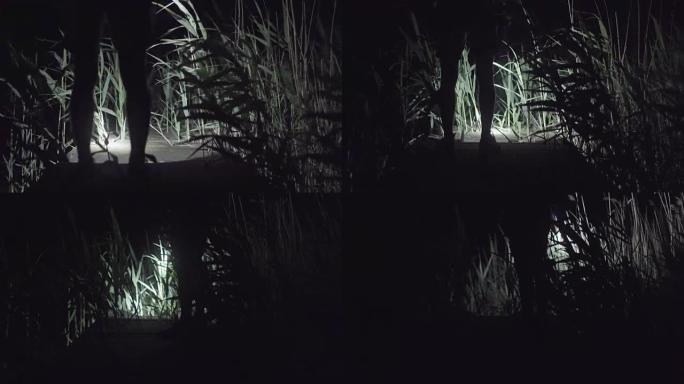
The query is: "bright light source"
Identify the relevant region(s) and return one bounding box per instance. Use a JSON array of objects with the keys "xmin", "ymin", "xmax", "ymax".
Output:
[
  {"xmin": 66, "ymin": 137, "xmax": 206, "ymax": 163},
  {"xmin": 66, "ymin": 139, "xmax": 131, "ymax": 163},
  {"xmin": 95, "ymin": 138, "xmax": 130, "ymax": 152},
  {"xmin": 462, "ymin": 127, "xmax": 515, "ymax": 143}
]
